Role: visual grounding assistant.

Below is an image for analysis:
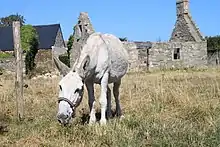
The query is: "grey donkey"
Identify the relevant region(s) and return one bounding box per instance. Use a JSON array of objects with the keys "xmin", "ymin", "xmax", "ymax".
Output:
[{"xmin": 54, "ymin": 32, "xmax": 129, "ymax": 126}]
